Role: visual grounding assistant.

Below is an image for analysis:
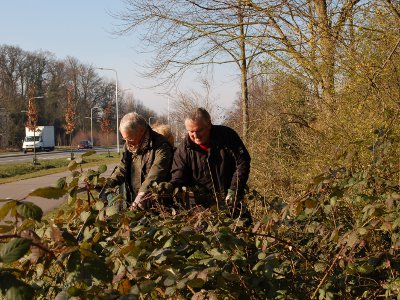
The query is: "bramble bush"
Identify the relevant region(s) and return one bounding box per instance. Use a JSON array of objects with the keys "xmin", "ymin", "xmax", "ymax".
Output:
[{"xmin": 0, "ymin": 145, "xmax": 399, "ymax": 299}]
